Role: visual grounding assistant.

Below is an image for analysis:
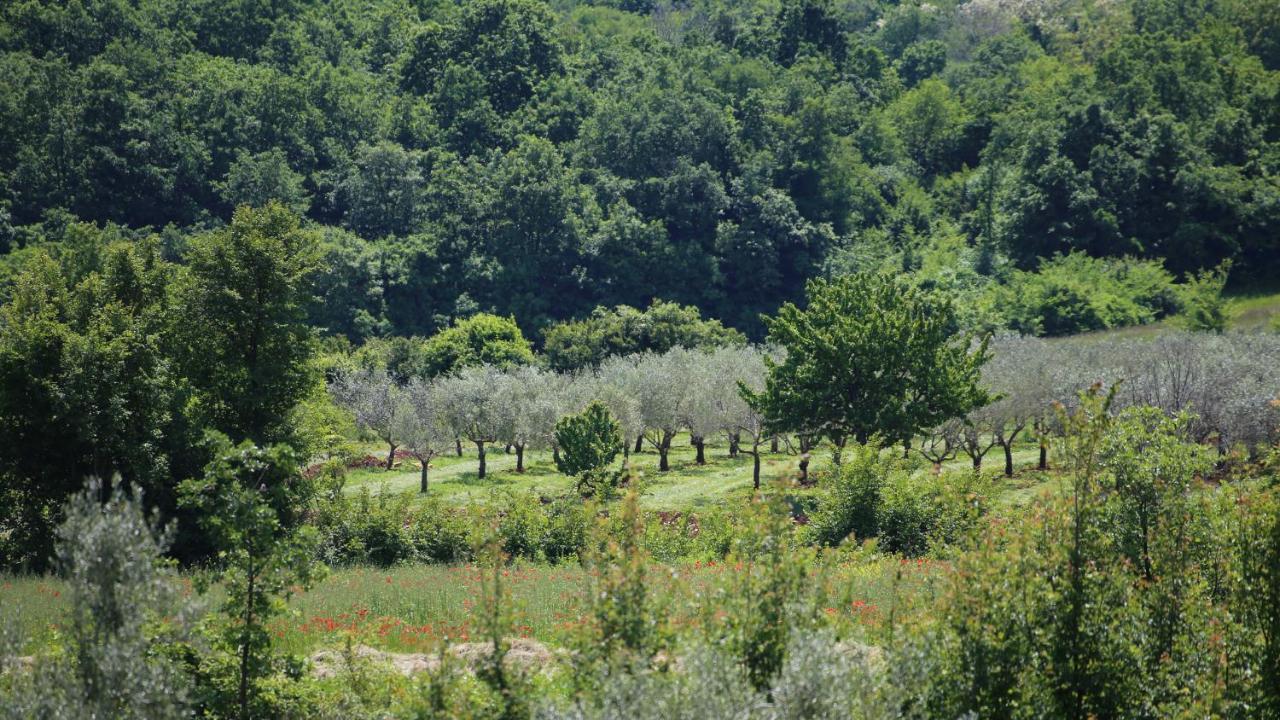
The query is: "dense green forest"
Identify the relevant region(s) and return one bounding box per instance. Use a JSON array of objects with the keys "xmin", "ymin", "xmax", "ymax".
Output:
[{"xmin": 2, "ymin": 0, "xmax": 1277, "ymax": 341}]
